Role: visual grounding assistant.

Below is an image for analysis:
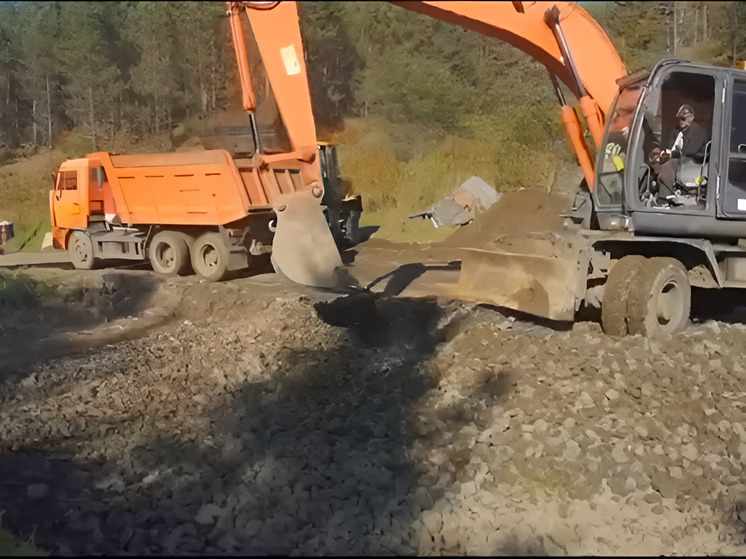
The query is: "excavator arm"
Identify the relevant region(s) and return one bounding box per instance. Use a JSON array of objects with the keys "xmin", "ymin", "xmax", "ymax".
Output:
[
  {"xmin": 230, "ymin": 1, "xmax": 626, "ymax": 200},
  {"xmin": 393, "ymin": 1, "xmax": 627, "ymax": 188},
  {"xmin": 226, "ymin": 1, "xmax": 629, "ymax": 296},
  {"xmin": 226, "ymin": 1, "xmax": 343, "ymax": 288}
]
